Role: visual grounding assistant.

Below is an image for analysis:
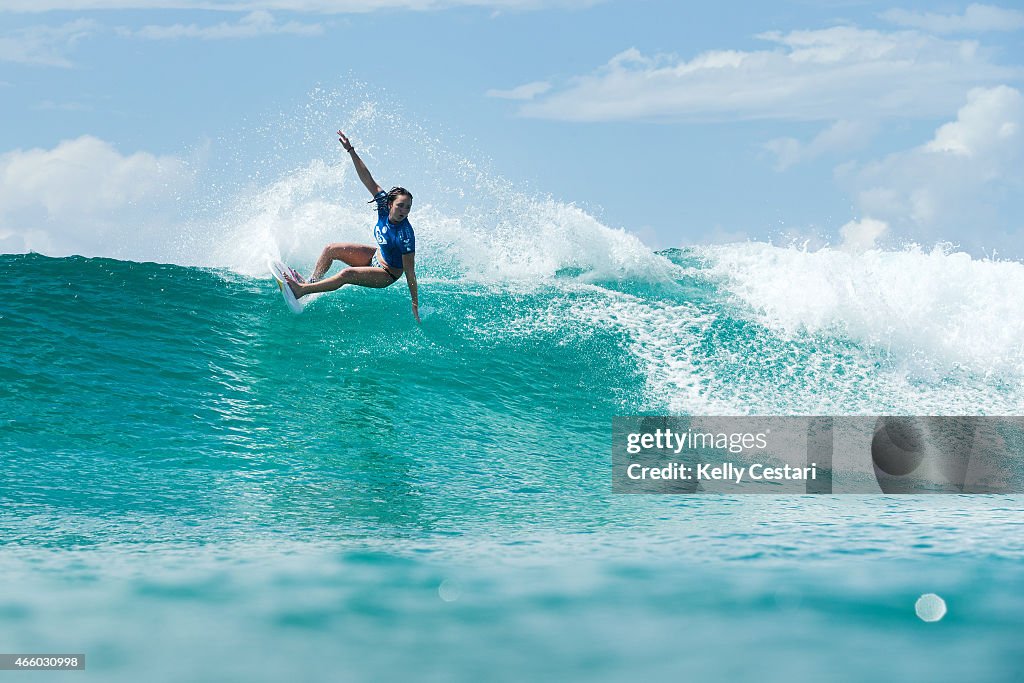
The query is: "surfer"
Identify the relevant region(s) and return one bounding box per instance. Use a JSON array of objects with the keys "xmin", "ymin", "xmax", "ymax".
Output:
[{"xmin": 284, "ymin": 131, "xmax": 420, "ymax": 323}]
